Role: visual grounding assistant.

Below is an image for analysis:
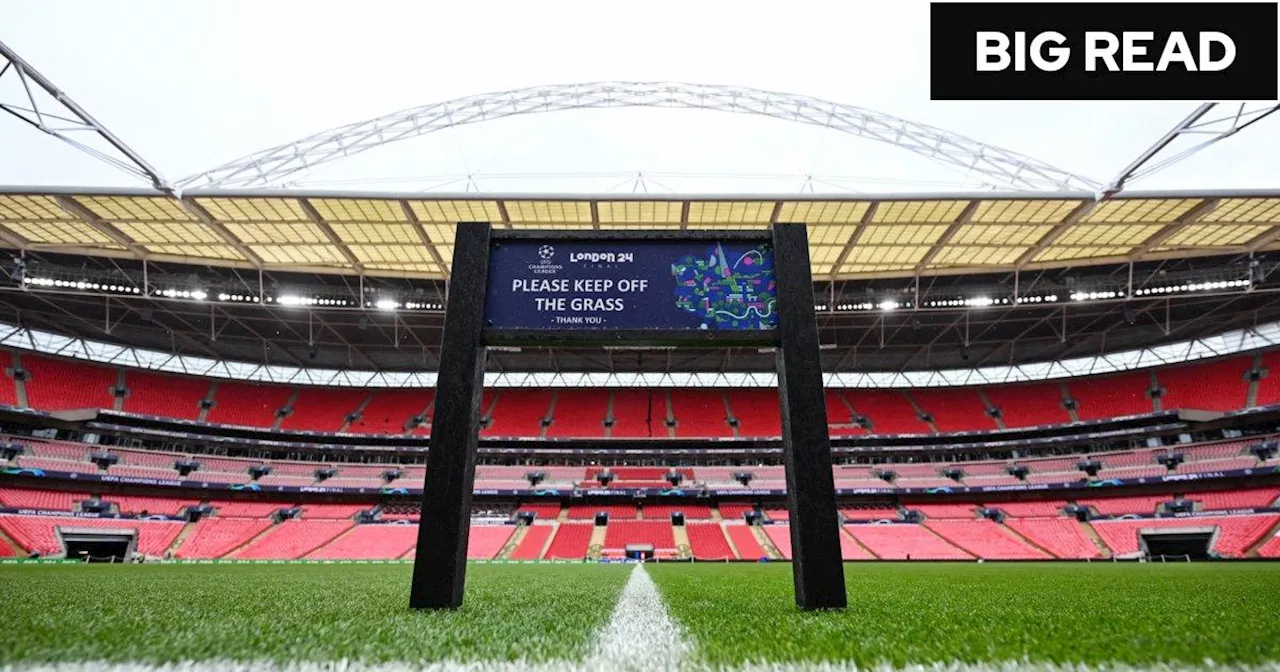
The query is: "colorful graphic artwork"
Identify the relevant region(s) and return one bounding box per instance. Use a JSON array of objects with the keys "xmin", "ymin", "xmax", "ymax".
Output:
[{"xmin": 671, "ymin": 243, "xmax": 777, "ymax": 330}]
